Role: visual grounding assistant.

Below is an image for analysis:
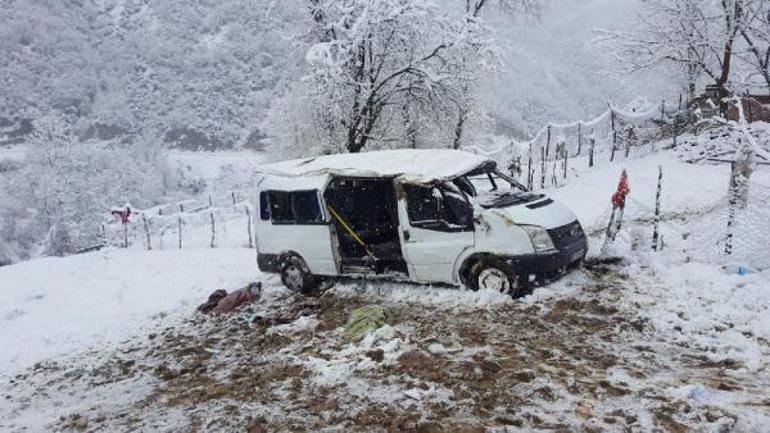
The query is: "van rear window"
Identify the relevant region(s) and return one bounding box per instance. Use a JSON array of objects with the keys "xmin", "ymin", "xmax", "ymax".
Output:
[
  {"xmin": 266, "ymin": 190, "xmax": 323, "ymax": 224},
  {"xmin": 259, "ymin": 191, "xmax": 270, "ymax": 220}
]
